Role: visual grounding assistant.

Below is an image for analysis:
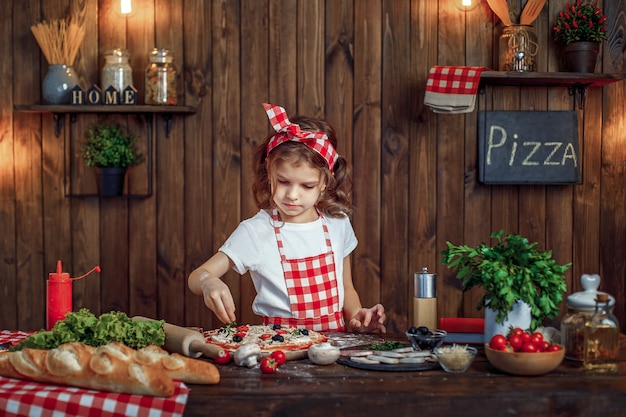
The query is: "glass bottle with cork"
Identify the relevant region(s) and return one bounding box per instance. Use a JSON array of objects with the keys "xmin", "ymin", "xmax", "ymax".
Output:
[{"xmin": 583, "ymin": 292, "xmax": 619, "ymax": 372}]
